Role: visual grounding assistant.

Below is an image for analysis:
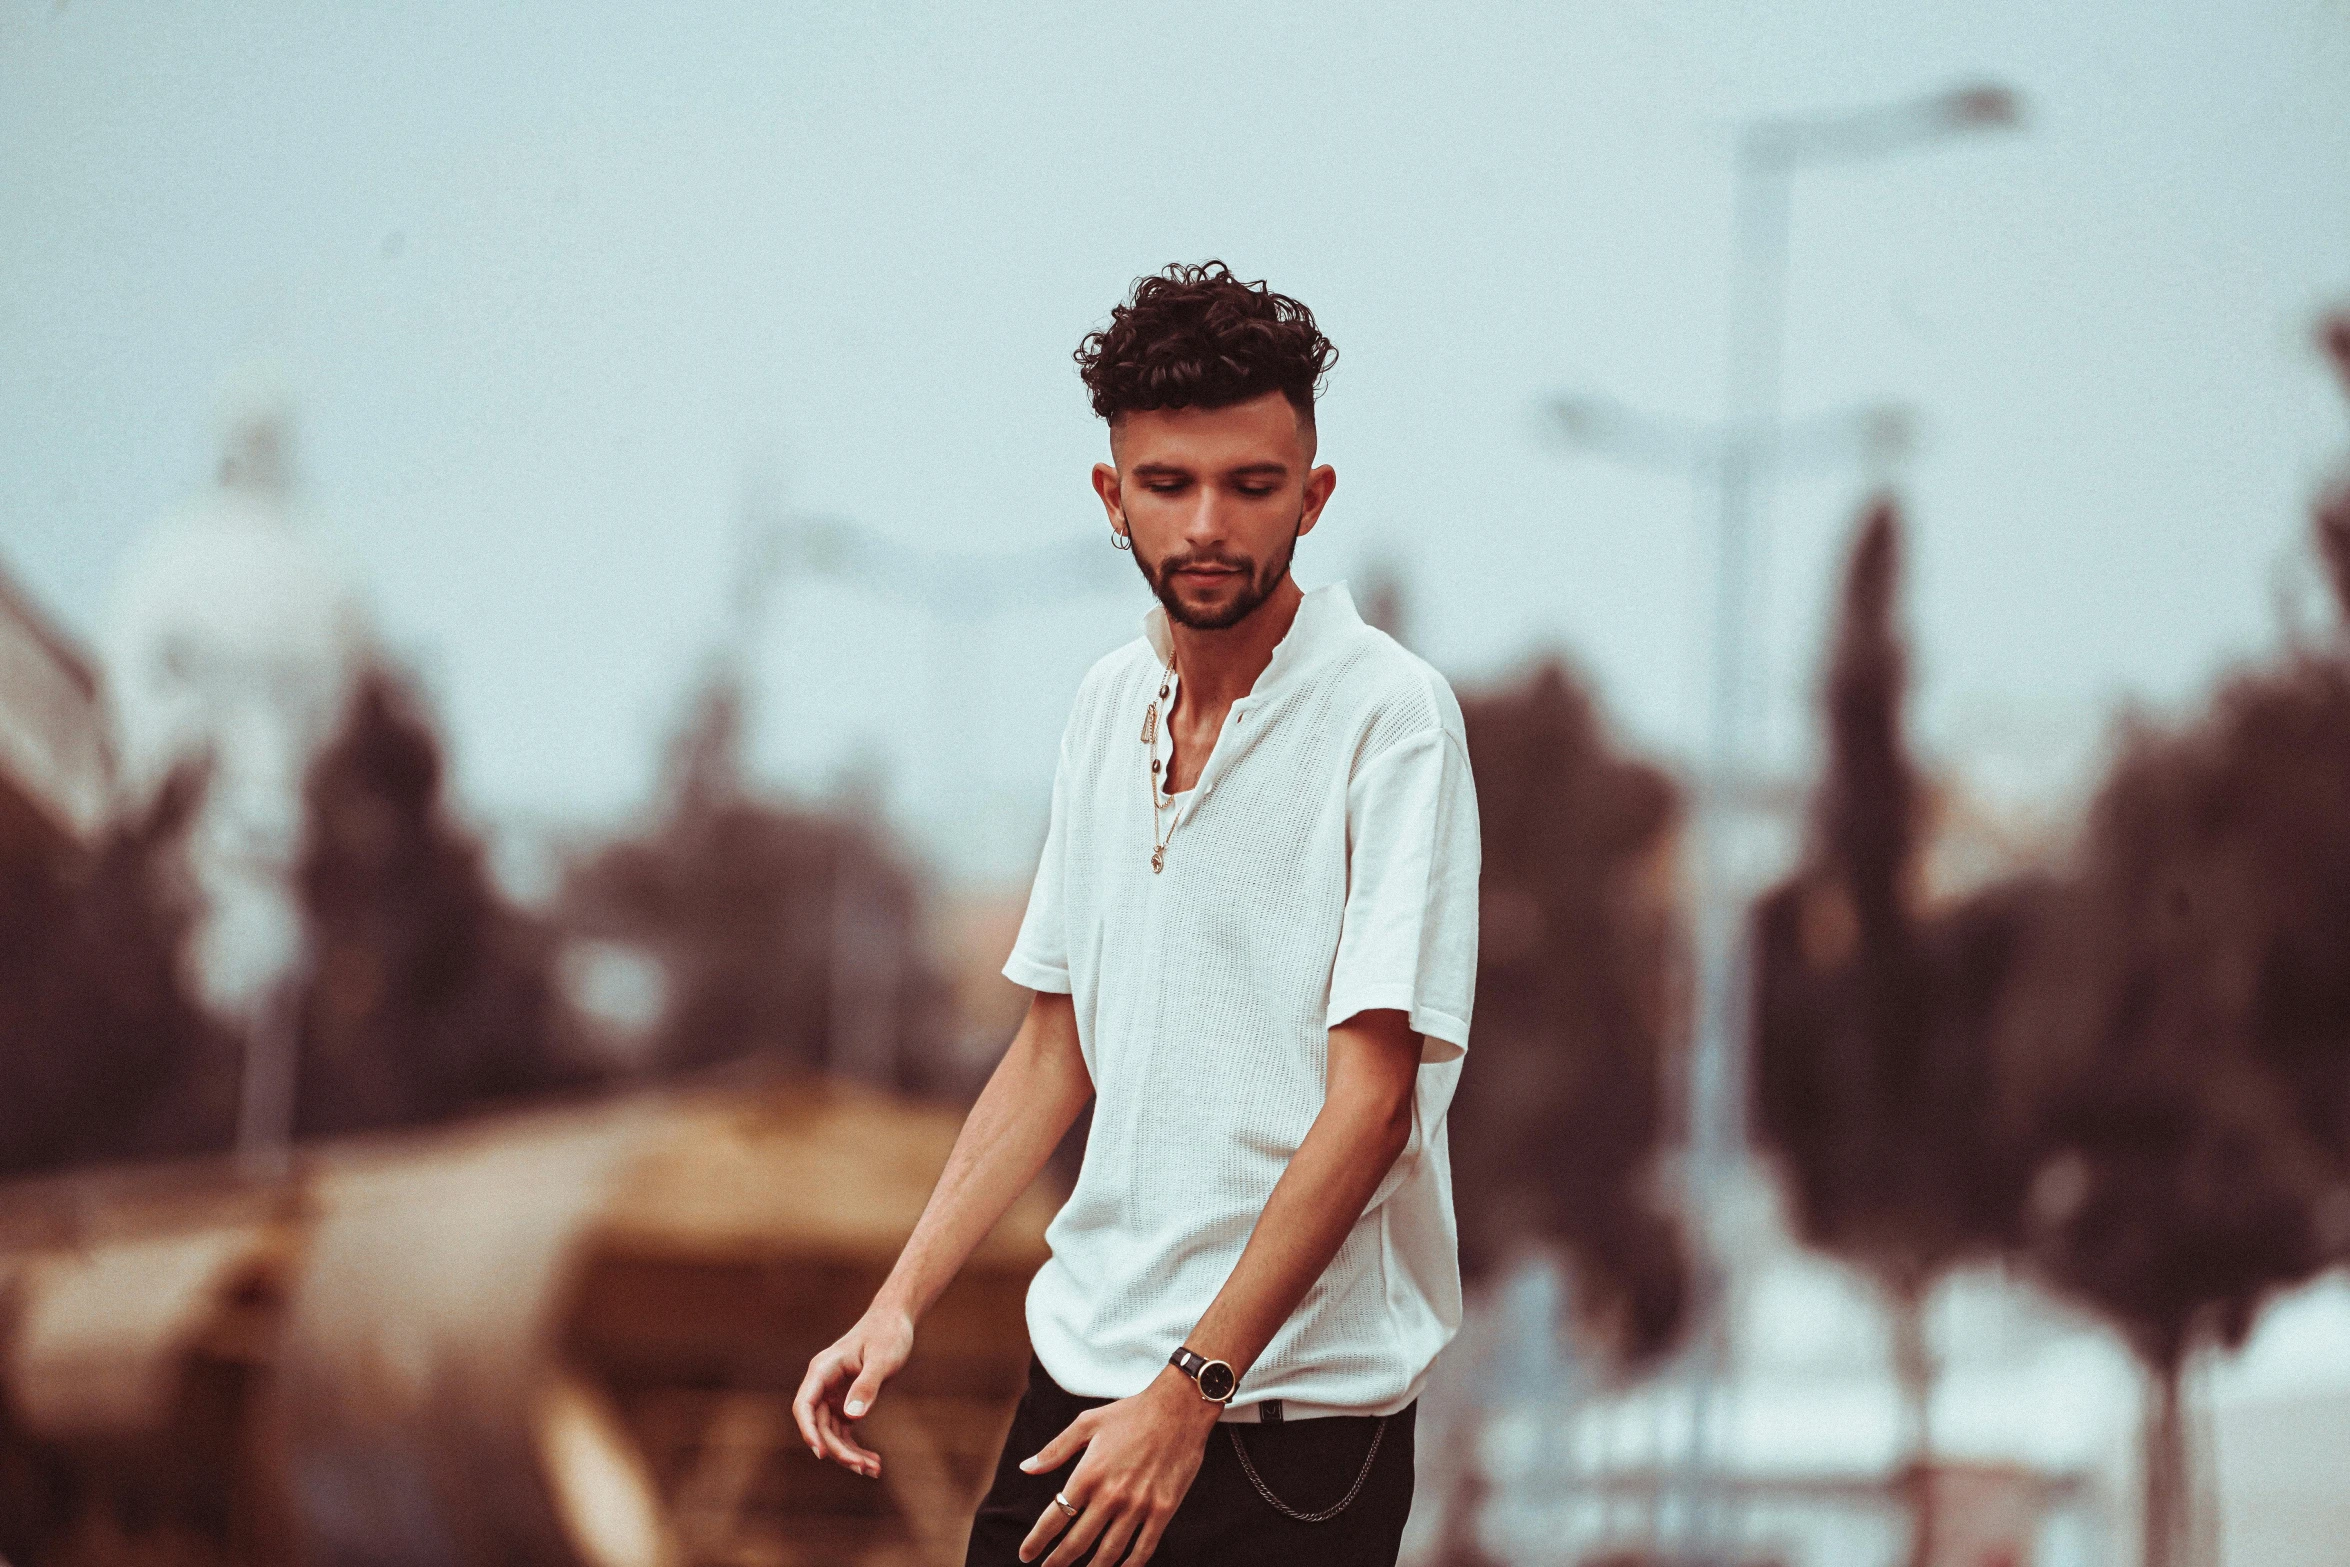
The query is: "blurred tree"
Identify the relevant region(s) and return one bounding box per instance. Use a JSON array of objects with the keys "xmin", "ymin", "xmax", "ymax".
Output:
[
  {"xmin": 2321, "ymin": 315, "xmax": 2350, "ymax": 629},
  {"xmin": 0, "ymin": 758, "xmax": 240, "ymax": 1175},
  {"xmin": 1454, "ymin": 658, "xmax": 1690, "ymax": 1364},
  {"xmin": 1993, "ymin": 343, "xmax": 2350, "ymax": 1565},
  {"xmin": 1752, "ymin": 320, "xmax": 2350, "ymax": 1567},
  {"xmin": 1426, "ymin": 660, "xmax": 1688, "ymax": 1567},
  {"xmin": 1750, "ymin": 500, "xmax": 2044, "ymax": 1567},
  {"xmin": 1994, "ymin": 316, "xmax": 2350, "ymax": 1567},
  {"xmin": 290, "ymin": 663, "xmax": 595, "ymax": 1137},
  {"xmin": 555, "ymin": 671, "xmax": 952, "ymax": 1093}
]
